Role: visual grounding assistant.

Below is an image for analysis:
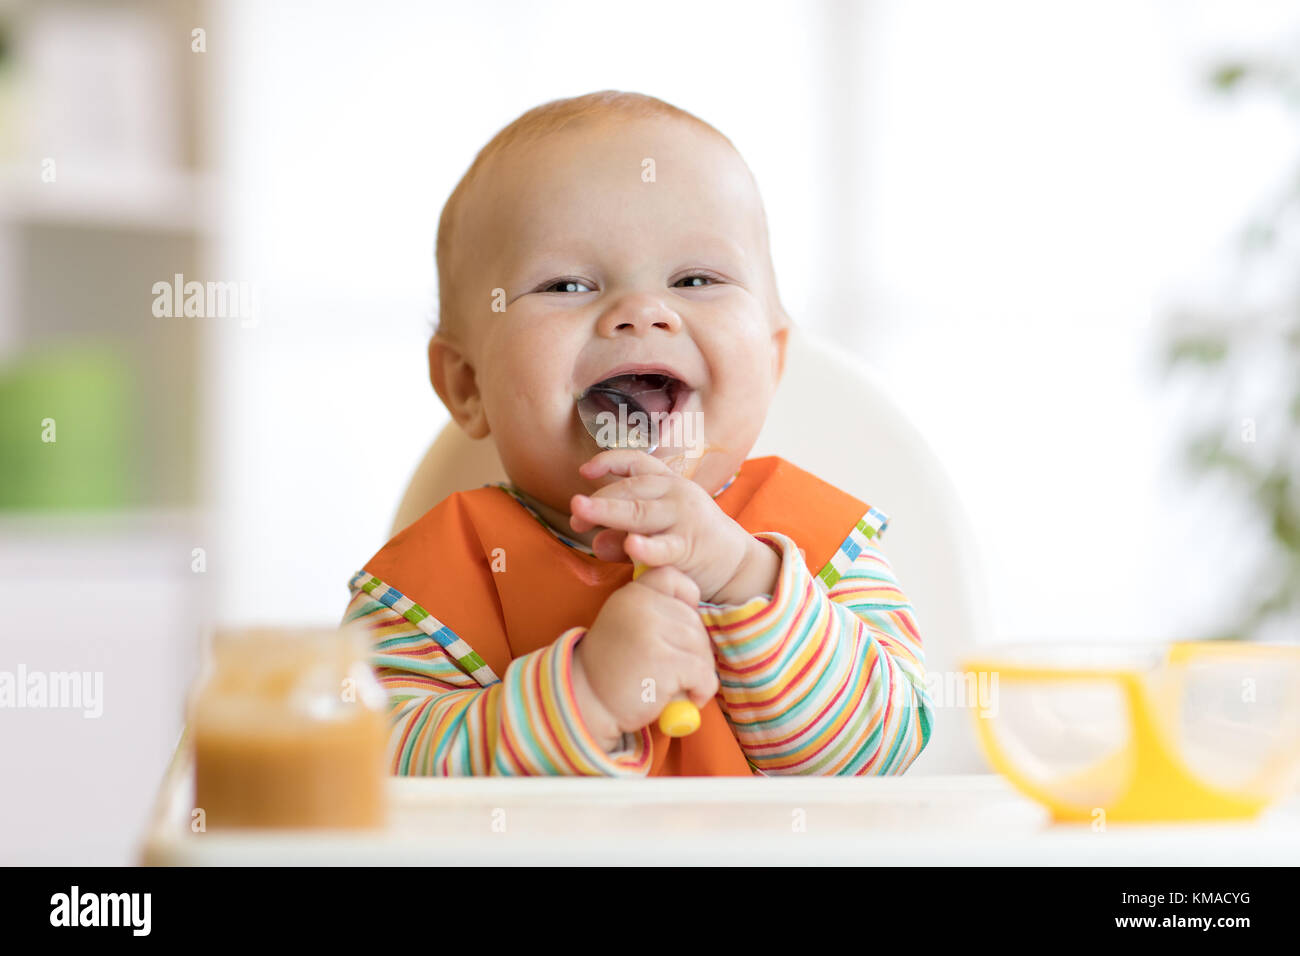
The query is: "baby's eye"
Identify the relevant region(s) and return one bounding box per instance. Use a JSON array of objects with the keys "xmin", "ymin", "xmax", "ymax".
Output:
[
  {"xmin": 673, "ymin": 274, "xmax": 717, "ymax": 288},
  {"xmin": 541, "ymin": 278, "xmax": 594, "ymax": 294}
]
